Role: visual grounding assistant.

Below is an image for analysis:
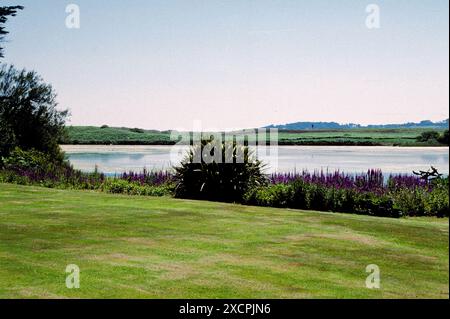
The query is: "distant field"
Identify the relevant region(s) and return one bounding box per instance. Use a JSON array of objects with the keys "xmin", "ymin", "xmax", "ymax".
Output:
[
  {"xmin": 64, "ymin": 126, "xmax": 174, "ymax": 145},
  {"xmin": 277, "ymin": 128, "xmax": 446, "ymax": 146},
  {"xmin": 63, "ymin": 126, "xmax": 447, "ymax": 146},
  {"xmin": 0, "ymin": 183, "xmax": 448, "ymax": 298}
]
